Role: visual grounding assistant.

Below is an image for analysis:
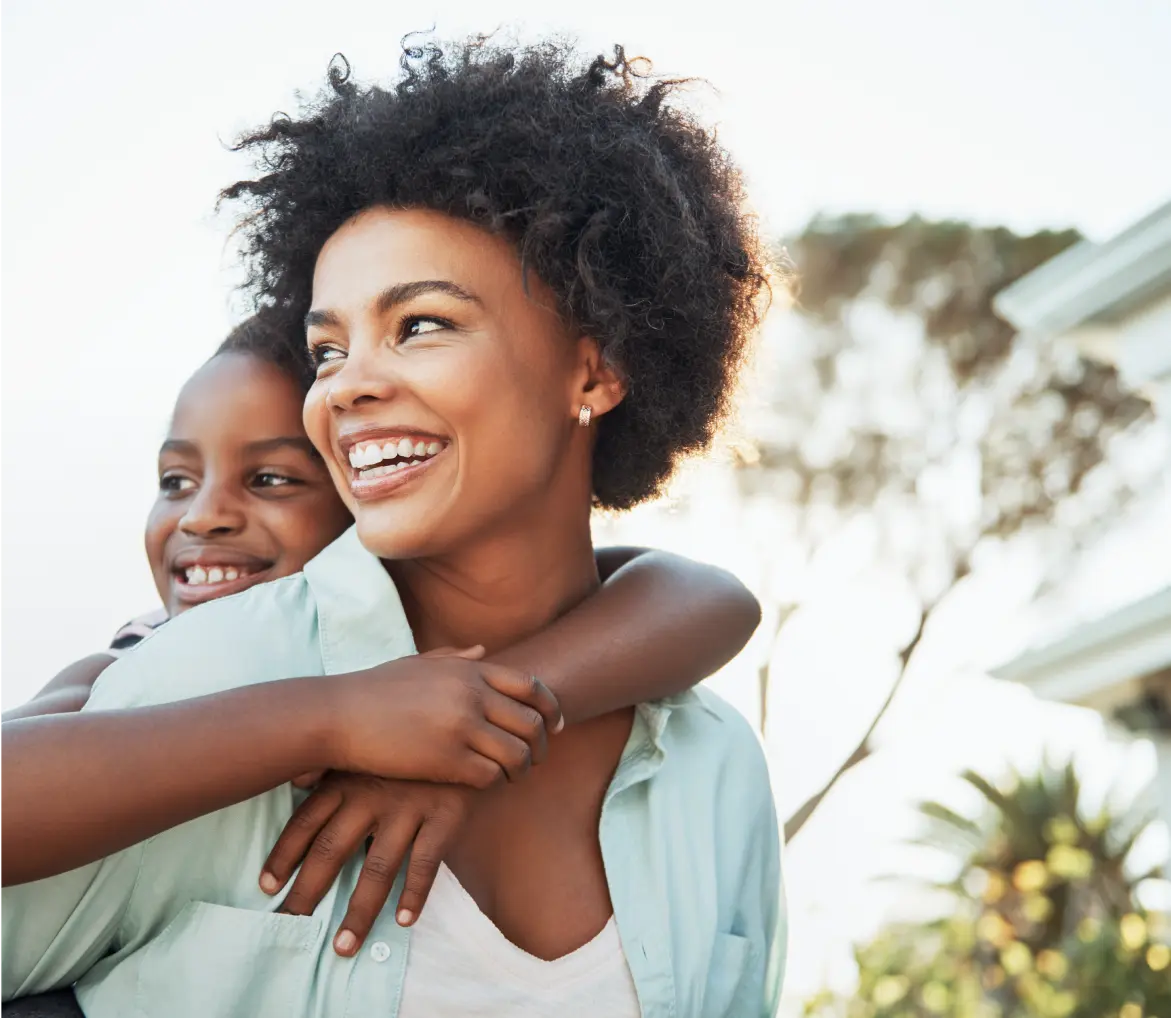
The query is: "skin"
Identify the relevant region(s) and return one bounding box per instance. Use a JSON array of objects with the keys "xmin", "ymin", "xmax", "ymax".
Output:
[
  {"xmin": 300, "ymin": 206, "xmax": 653, "ymax": 959},
  {"xmin": 2, "ymin": 324, "xmax": 760, "ymax": 937}
]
